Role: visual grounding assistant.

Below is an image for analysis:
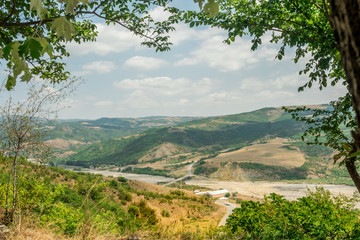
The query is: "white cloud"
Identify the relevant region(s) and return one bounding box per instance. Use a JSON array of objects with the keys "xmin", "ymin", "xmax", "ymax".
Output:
[
  {"xmin": 82, "ymin": 61, "xmax": 116, "ymax": 74},
  {"xmin": 67, "ymin": 24, "xmax": 142, "ymax": 56},
  {"xmin": 175, "ymin": 34, "xmax": 278, "ymax": 72},
  {"xmin": 114, "ymin": 76, "xmax": 214, "ymax": 97},
  {"xmin": 124, "ymin": 56, "xmax": 168, "ymax": 70},
  {"xmin": 148, "ymin": 6, "xmax": 171, "ymax": 22},
  {"xmin": 94, "ymin": 101, "xmax": 114, "ymax": 107},
  {"xmin": 112, "ymin": 76, "xmax": 216, "ymax": 110}
]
